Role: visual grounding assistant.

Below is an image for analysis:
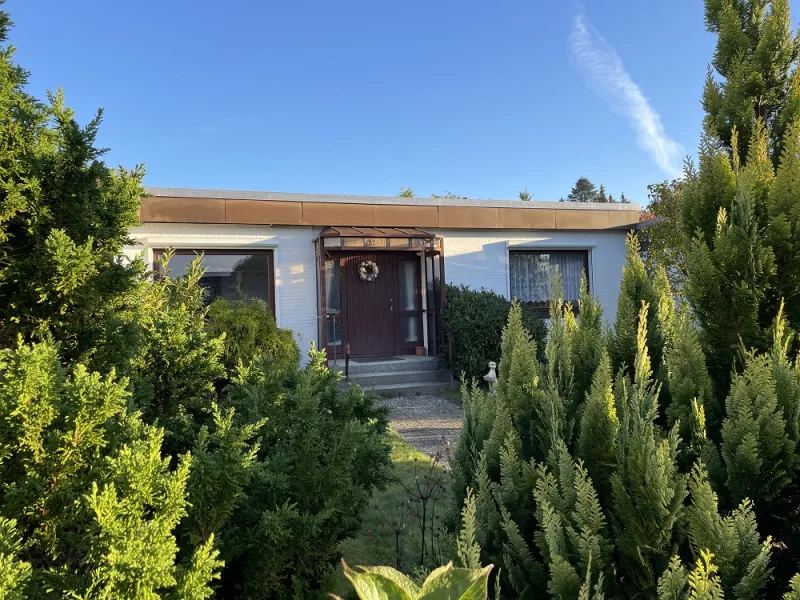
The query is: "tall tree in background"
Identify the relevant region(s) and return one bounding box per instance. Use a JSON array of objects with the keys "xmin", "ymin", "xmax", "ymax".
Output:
[
  {"xmin": 703, "ymin": 0, "xmax": 800, "ymax": 165},
  {"xmin": 640, "ymin": 179, "xmax": 687, "ymax": 292},
  {"xmin": 567, "ymin": 177, "xmax": 599, "ymax": 202},
  {"xmin": 518, "ymin": 188, "xmax": 532, "ymax": 201},
  {"xmin": 597, "ymin": 184, "xmax": 609, "ymax": 203}
]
